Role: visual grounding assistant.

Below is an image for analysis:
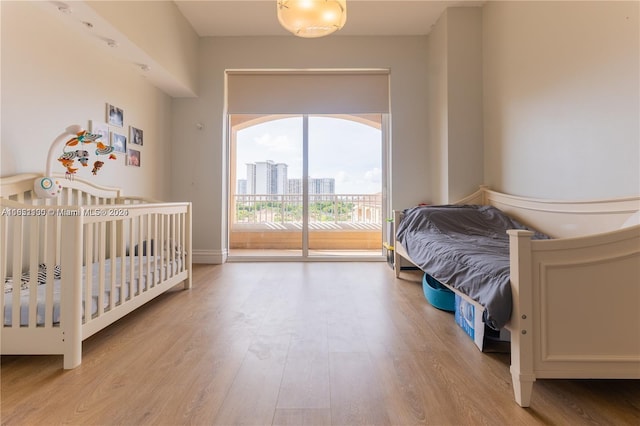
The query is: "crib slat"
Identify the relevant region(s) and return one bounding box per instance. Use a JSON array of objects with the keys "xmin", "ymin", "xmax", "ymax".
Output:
[
  {"xmin": 171, "ymin": 213, "xmax": 176, "ymax": 277},
  {"xmin": 28, "ymin": 216, "xmax": 39, "ymax": 327},
  {"xmin": 152, "ymin": 213, "xmax": 158, "ymax": 286},
  {"xmin": 97, "ymin": 221, "xmax": 106, "ymax": 317},
  {"xmin": 11, "ymin": 216, "xmax": 23, "ymax": 328},
  {"xmin": 138, "ymin": 214, "xmax": 144, "ymax": 293},
  {"xmin": 44, "ymin": 213, "xmax": 56, "ymax": 328},
  {"xmin": 159, "ymin": 214, "xmax": 165, "ymax": 282},
  {"xmin": 41, "ymin": 204, "xmax": 49, "ymax": 328},
  {"xmin": 119, "ymin": 218, "xmax": 126, "ymax": 303},
  {"xmin": 184, "ymin": 212, "xmax": 189, "ymax": 274},
  {"xmin": 60, "ymin": 215, "xmax": 83, "ymax": 369},
  {"xmin": 129, "ymin": 216, "xmax": 135, "ymax": 299},
  {"xmin": 64, "ymin": 187, "xmax": 72, "ymax": 205},
  {"xmin": 175, "ymin": 213, "xmax": 180, "ymax": 276},
  {"xmin": 168, "ymin": 214, "xmax": 172, "ymax": 278},
  {"xmin": 186, "ymin": 205, "xmax": 192, "ymax": 289},
  {"xmin": 145, "ymin": 213, "xmax": 152, "ymax": 289},
  {"xmin": 109, "ymin": 219, "xmax": 116, "ymax": 310},
  {"xmin": 0, "ymin": 213, "xmax": 7, "ymax": 326},
  {"xmin": 55, "ymin": 207, "xmax": 62, "ymax": 267},
  {"xmin": 85, "ymin": 223, "xmax": 93, "ymax": 323},
  {"xmin": 92, "ymin": 220, "xmax": 97, "ymax": 264},
  {"xmin": 175, "ymin": 213, "xmax": 181, "ymax": 275},
  {"xmin": 180, "ymin": 212, "xmax": 186, "ymax": 272}
]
